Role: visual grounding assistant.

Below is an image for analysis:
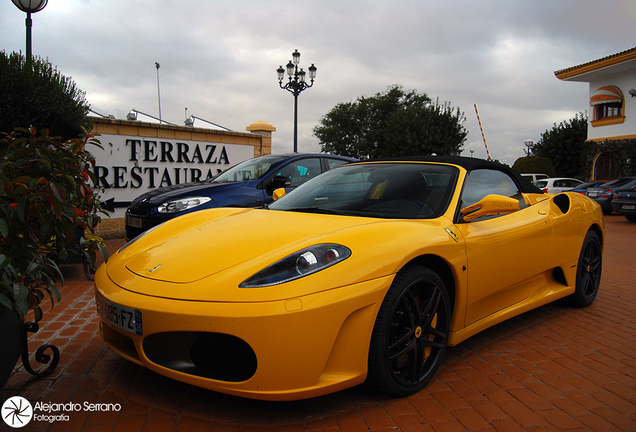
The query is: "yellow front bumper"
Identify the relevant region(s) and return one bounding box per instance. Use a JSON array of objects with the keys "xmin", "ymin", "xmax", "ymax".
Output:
[{"xmin": 94, "ymin": 265, "xmax": 392, "ymax": 400}]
